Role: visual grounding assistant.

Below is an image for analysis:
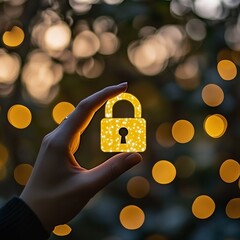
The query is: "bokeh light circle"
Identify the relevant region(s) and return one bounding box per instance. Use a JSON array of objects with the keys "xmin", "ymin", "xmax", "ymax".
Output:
[
  {"xmin": 204, "ymin": 114, "xmax": 227, "ymax": 138},
  {"xmin": 202, "ymin": 84, "xmax": 224, "ymax": 107},
  {"xmin": 217, "ymin": 60, "xmax": 237, "ymax": 80},
  {"xmin": 14, "ymin": 163, "xmax": 33, "ymax": 186},
  {"xmin": 225, "ymin": 198, "xmax": 240, "ymax": 219},
  {"xmin": 152, "ymin": 160, "xmax": 176, "ymax": 184},
  {"xmin": 52, "ymin": 102, "xmax": 75, "ymax": 124},
  {"xmin": 127, "ymin": 176, "xmax": 150, "ymax": 198},
  {"xmin": 73, "ymin": 30, "xmax": 100, "ymax": 58},
  {"xmin": 119, "ymin": 205, "xmax": 145, "ymax": 230},
  {"xmin": 192, "ymin": 195, "xmax": 215, "ymax": 219},
  {"xmin": 7, "ymin": 104, "xmax": 32, "ymax": 129},
  {"xmin": 219, "ymin": 159, "xmax": 240, "ymax": 183},
  {"xmin": 44, "ymin": 23, "xmax": 71, "ymax": 52},
  {"xmin": 2, "ymin": 26, "xmax": 25, "ymax": 47},
  {"xmin": 172, "ymin": 120, "xmax": 194, "ymax": 143},
  {"xmin": 156, "ymin": 123, "xmax": 176, "ymax": 147},
  {"xmin": 53, "ymin": 224, "xmax": 72, "ymax": 236}
]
